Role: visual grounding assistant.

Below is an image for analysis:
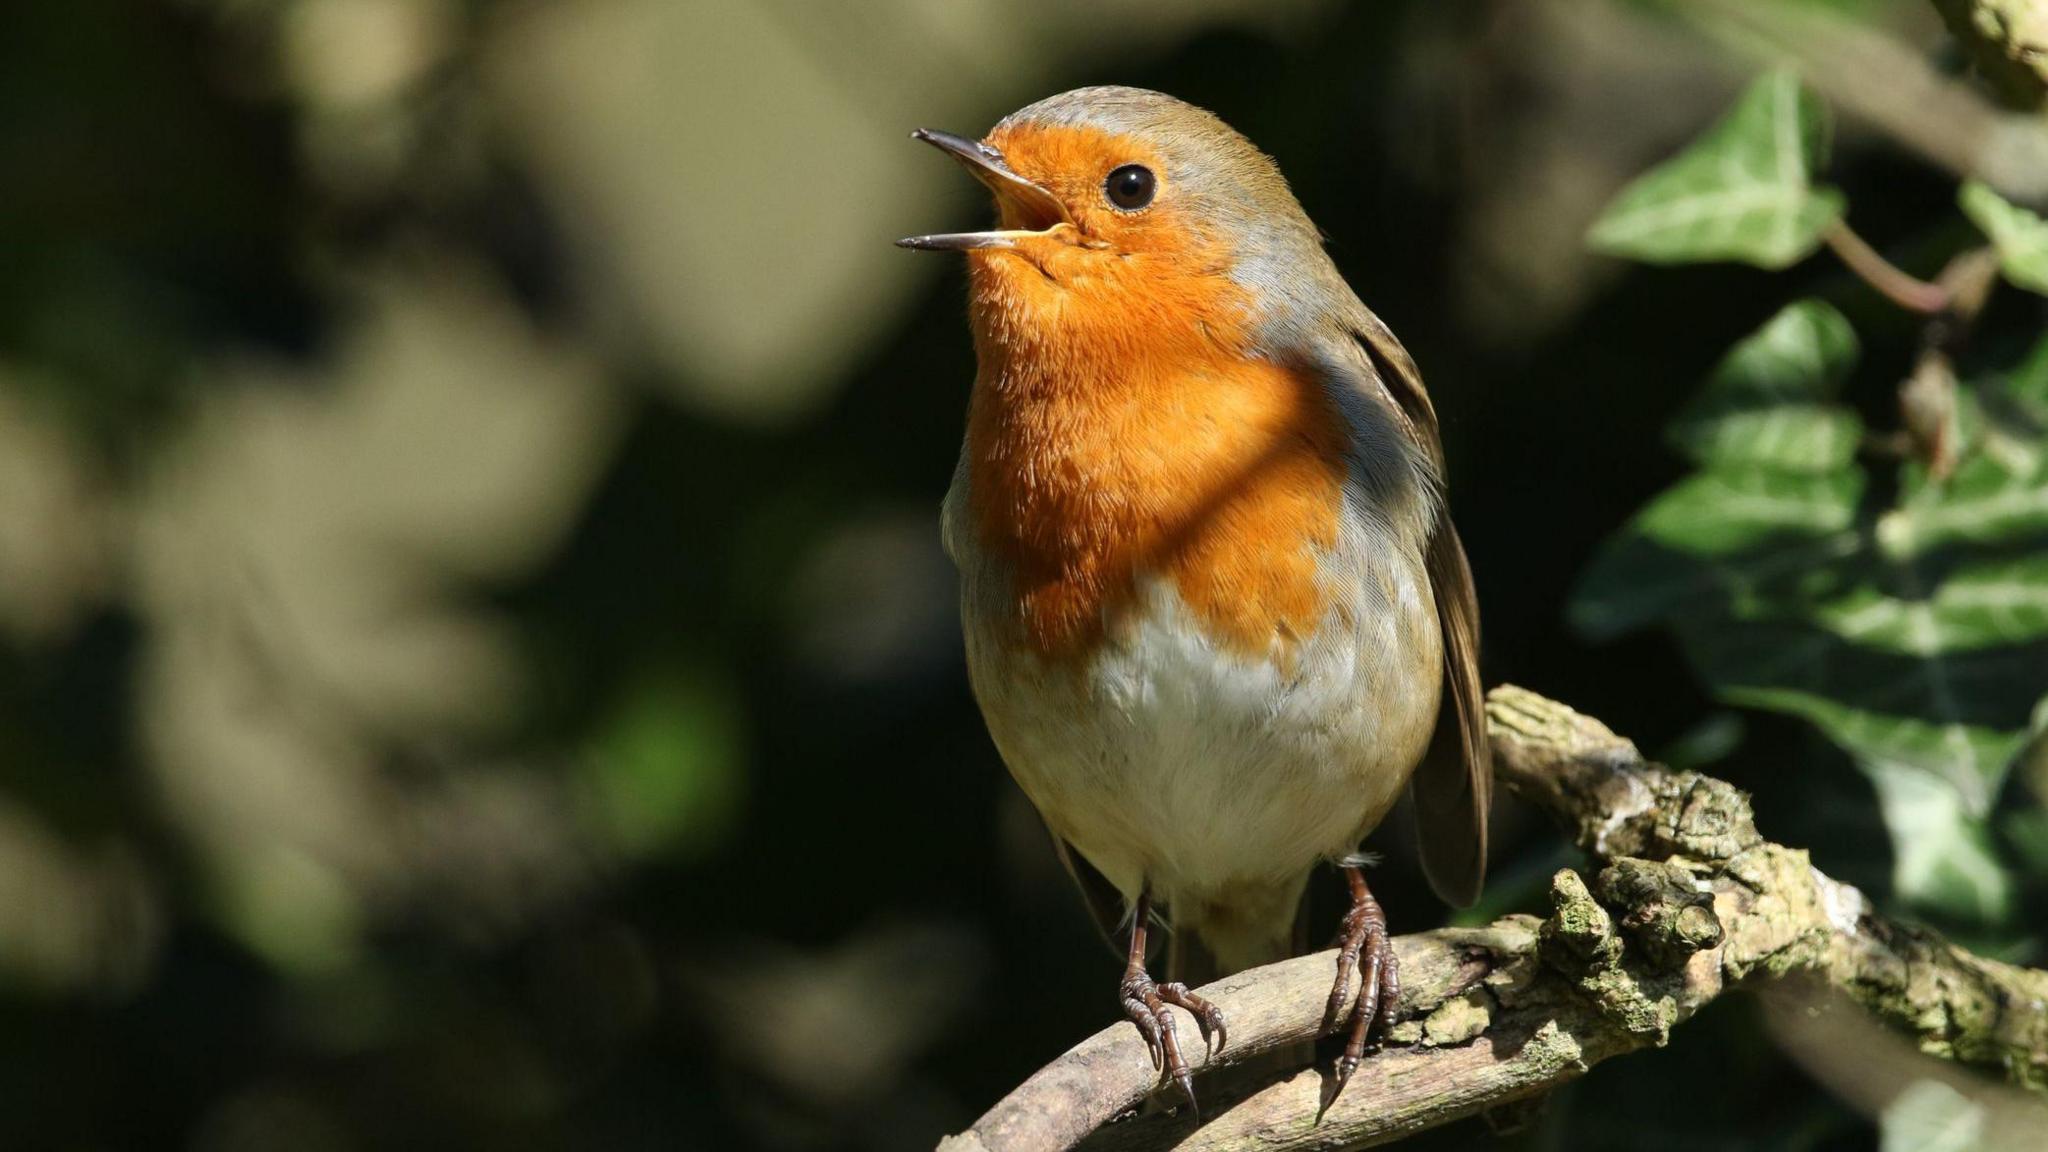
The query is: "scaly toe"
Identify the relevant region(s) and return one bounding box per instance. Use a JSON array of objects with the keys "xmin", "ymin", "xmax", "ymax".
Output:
[{"xmin": 1157, "ymin": 982, "xmax": 1227, "ymax": 1057}]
